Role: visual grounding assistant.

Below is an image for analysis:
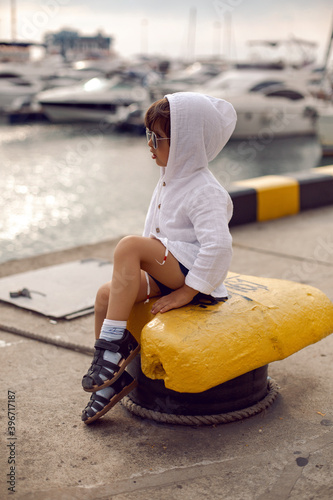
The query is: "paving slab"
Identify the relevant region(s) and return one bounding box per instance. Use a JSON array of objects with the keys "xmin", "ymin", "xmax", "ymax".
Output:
[
  {"xmin": 230, "ymin": 205, "xmax": 333, "ymax": 300},
  {"xmin": 0, "ymin": 207, "xmax": 333, "ymax": 499}
]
